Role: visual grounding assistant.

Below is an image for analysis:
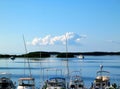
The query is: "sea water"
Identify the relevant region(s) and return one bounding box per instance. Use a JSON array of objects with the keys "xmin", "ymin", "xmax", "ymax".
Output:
[{"xmin": 0, "ymin": 55, "xmax": 120, "ymax": 88}]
